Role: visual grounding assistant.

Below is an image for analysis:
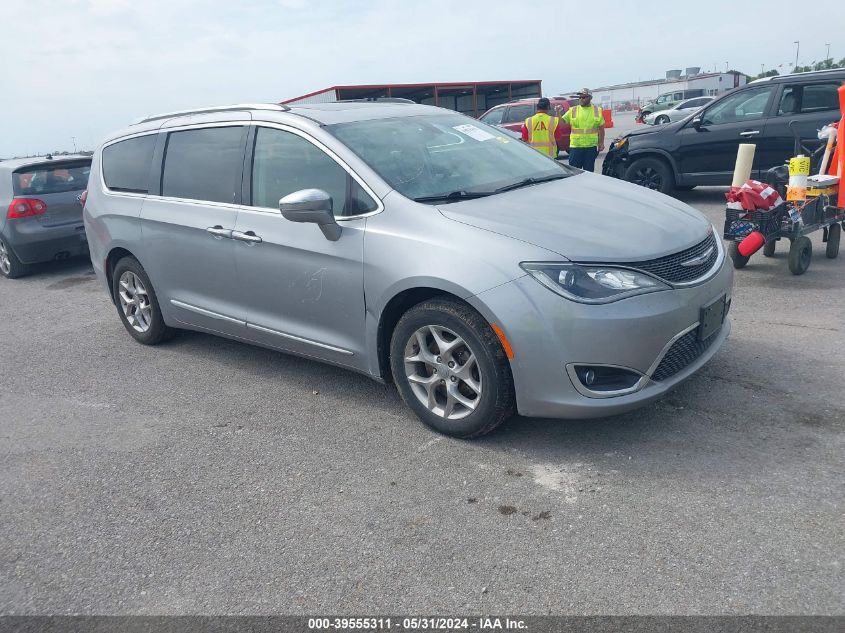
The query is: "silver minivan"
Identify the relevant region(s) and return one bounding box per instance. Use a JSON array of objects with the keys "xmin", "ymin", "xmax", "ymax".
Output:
[{"xmin": 84, "ymin": 102, "xmax": 733, "ymax": 438}]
